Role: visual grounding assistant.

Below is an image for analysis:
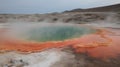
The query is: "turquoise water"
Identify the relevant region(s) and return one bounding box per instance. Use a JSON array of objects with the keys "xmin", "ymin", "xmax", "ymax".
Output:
[{"xmin": 20, "ymin": 25, "xmax": 96, "ymax": 42}]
